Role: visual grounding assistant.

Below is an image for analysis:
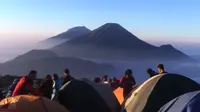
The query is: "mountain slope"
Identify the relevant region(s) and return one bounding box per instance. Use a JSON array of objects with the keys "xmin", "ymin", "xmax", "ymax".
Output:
[
  {"xmin": 50, "ymin": 23, "xmax": 190, "ymax": 61},
  {"xmin": 191, "ymin": 55, "xmax": 200, "ymax": 62},
  {"xmin": 38, "ymin": 26, "xmax": 91, "ymax": 49},
  {"xmin": 0, "ymin": 50, "xmax": 113, "ymax": 78}
]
